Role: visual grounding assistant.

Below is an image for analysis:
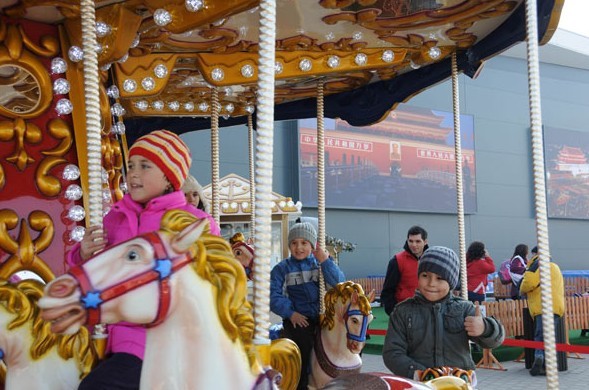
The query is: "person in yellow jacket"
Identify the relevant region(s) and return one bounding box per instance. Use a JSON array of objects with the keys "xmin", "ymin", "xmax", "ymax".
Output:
[{"xmin": 519, "ymin": 246, "xmax": 565, "ymax": 377}]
